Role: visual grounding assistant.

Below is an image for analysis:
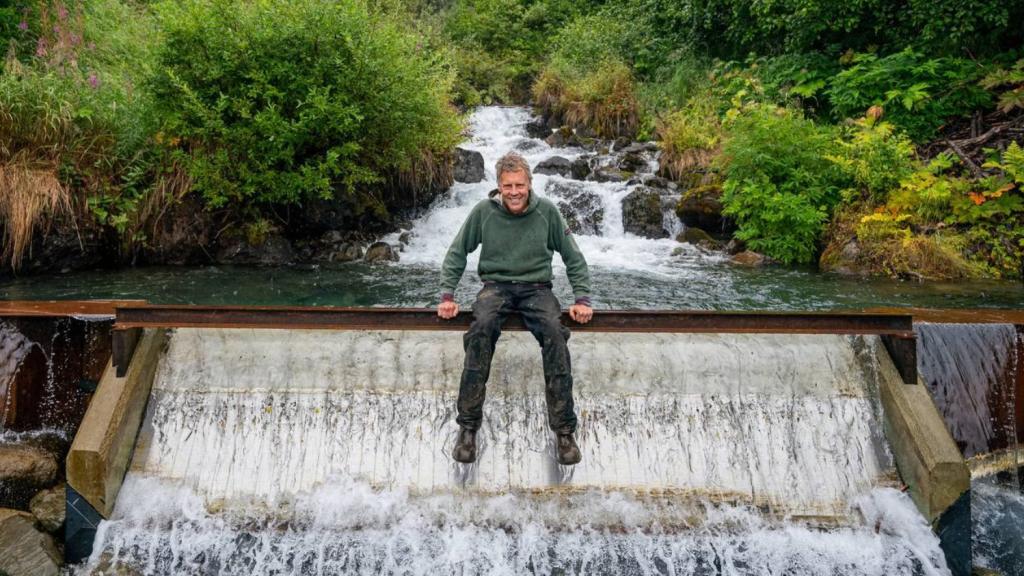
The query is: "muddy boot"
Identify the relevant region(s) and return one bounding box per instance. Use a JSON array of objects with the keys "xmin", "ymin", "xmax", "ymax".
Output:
[
  {"xmin": 556, "ymin": 433, "xmax": 581, "ymax": 465},
  {"xmin": 452, "ymin": 427, "xmax": 477, "ymax": 463}
]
